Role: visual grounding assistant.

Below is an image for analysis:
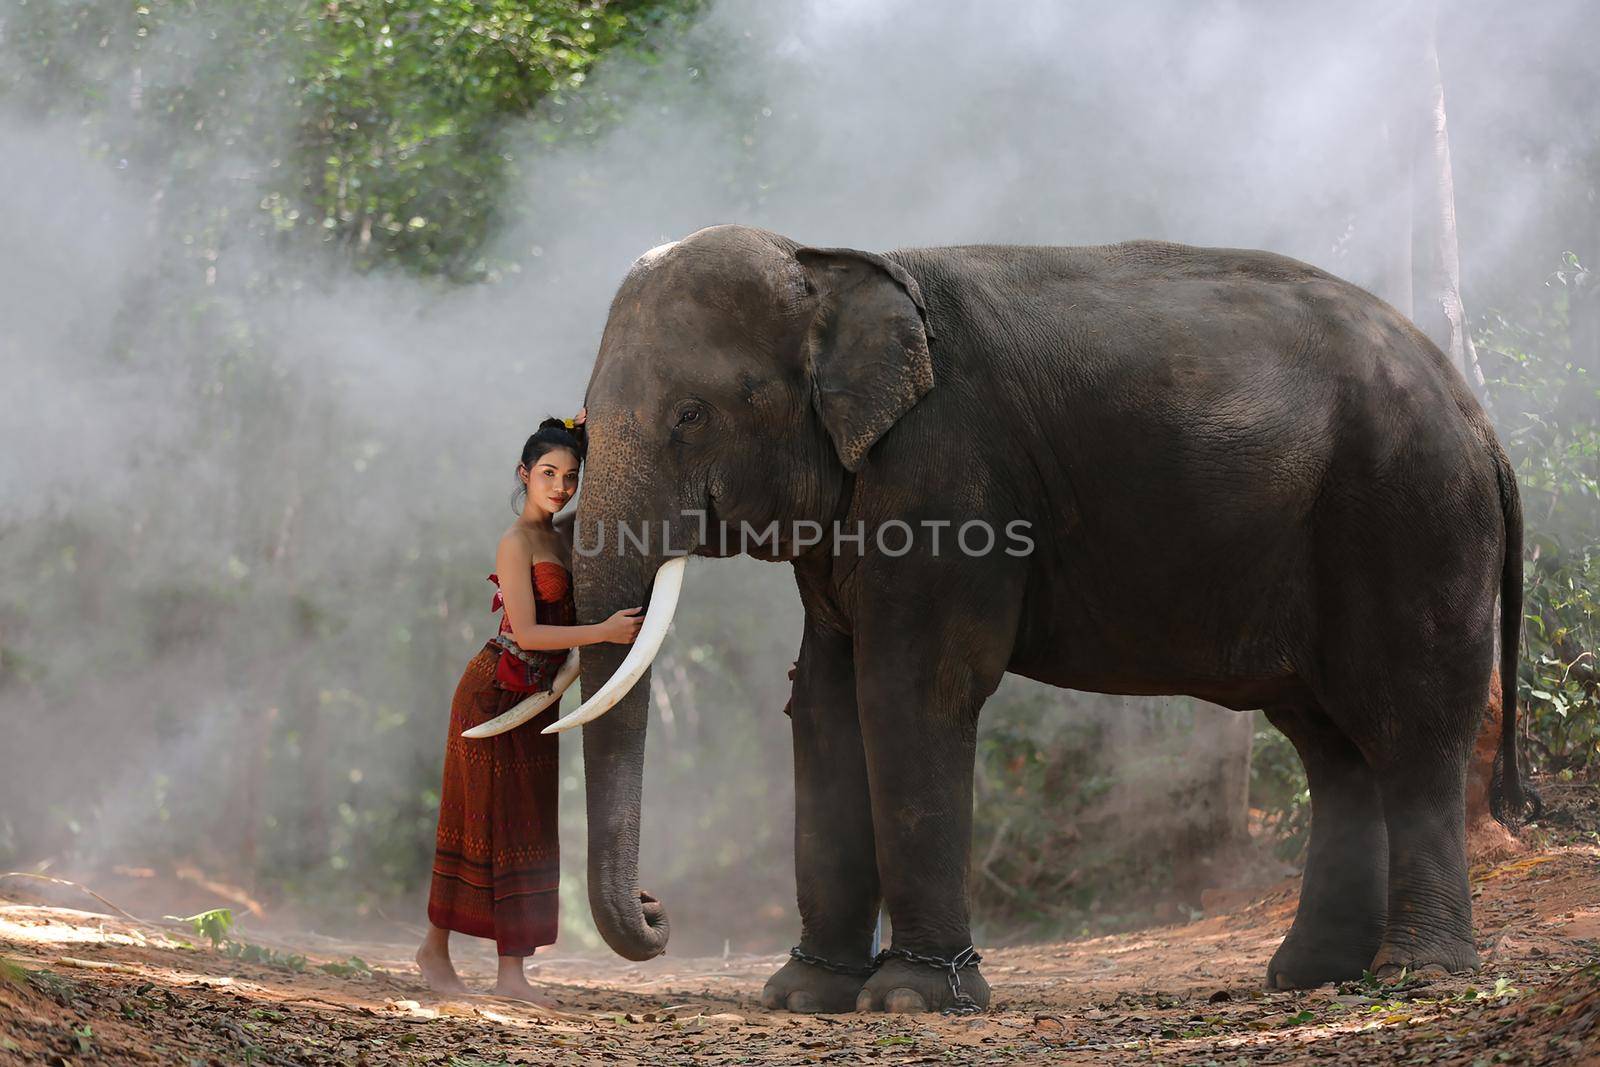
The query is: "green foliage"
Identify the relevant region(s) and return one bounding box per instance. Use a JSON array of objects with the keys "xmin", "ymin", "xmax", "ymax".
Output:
[
  {"xmin": 291, "ymin": 0, "xmax": 704, "ymax": 277},
  {"xmin": 971, "ymin": 692, "xmax": 1252, "ymax": 940},
  {"xmin": 160, "ymin": 911, "xmax": 331, "ymax": 975},
  {"xmin": 1481, "ymin": 253, "xmax": 1600, "ymax": 775},
  {"xmin": 316, "ymin": 955, "xmax": 372, "ymax": 978},
  {"xmin": 970, "ymin": 704, "xmax": 1112, "ymax": 935},
  {"xmin": 223, "ymin": 941, "xmax": 308, "ymax": 973},
  {"xmin": 167, "ymin": 907, "xmax": 236, "ymax": 948},
  {"xmin": 1248, "ymin": 717, "xmax": 1311, "ymax": 862},
  {"xmin": 0, "ymin": 957, "xmax": 30, "ymax": 992},
  {"xmin": 1, "ymin": 0, "xmax": 705, "ymax": 279}
]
